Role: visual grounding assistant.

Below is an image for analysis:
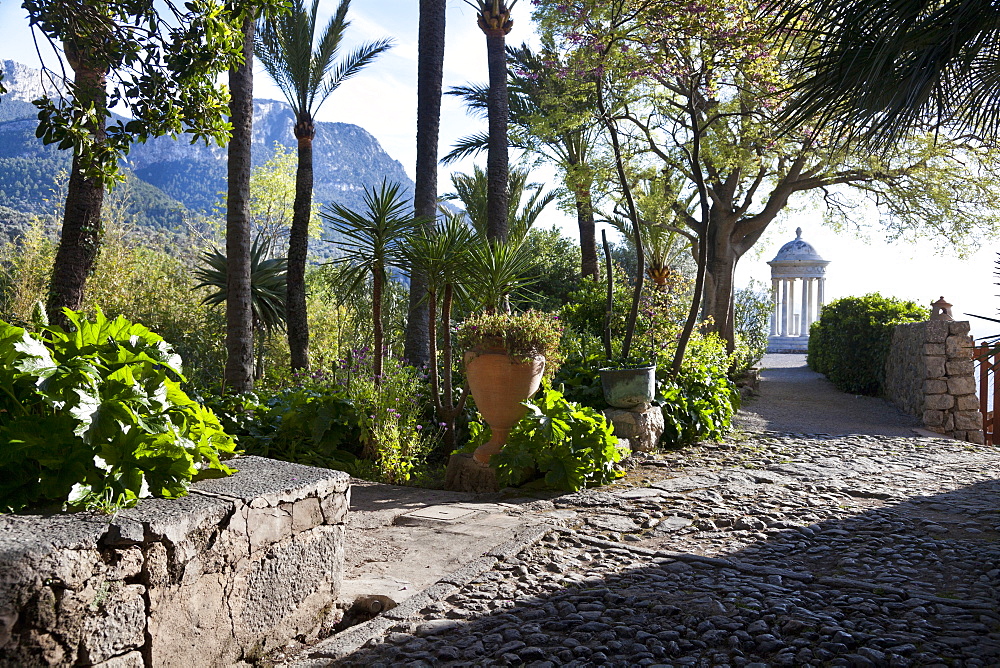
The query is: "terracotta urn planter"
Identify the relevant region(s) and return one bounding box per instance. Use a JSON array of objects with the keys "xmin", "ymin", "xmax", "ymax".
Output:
[{"xmin": 465, "ymin": 348, "xmax": 546, "ymax": 465}]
